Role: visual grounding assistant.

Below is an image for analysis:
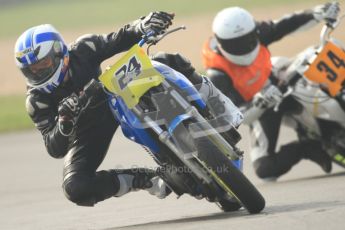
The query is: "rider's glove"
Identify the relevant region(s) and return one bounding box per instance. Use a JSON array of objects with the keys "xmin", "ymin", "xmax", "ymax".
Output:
[
  {"xmin": 253, "ymin": 85, "xmax": 283, "ymax": 109},
  {"xmin": 313, "ymin": 2, "xmax": 340, "ymax": 24},
  {"xmin": 58, "ymin": 93, "xmax": 83, "ymax": 136},
  {"xmin": 138, "ymin": 11, "xmax": 174, "ymax": 35}
]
